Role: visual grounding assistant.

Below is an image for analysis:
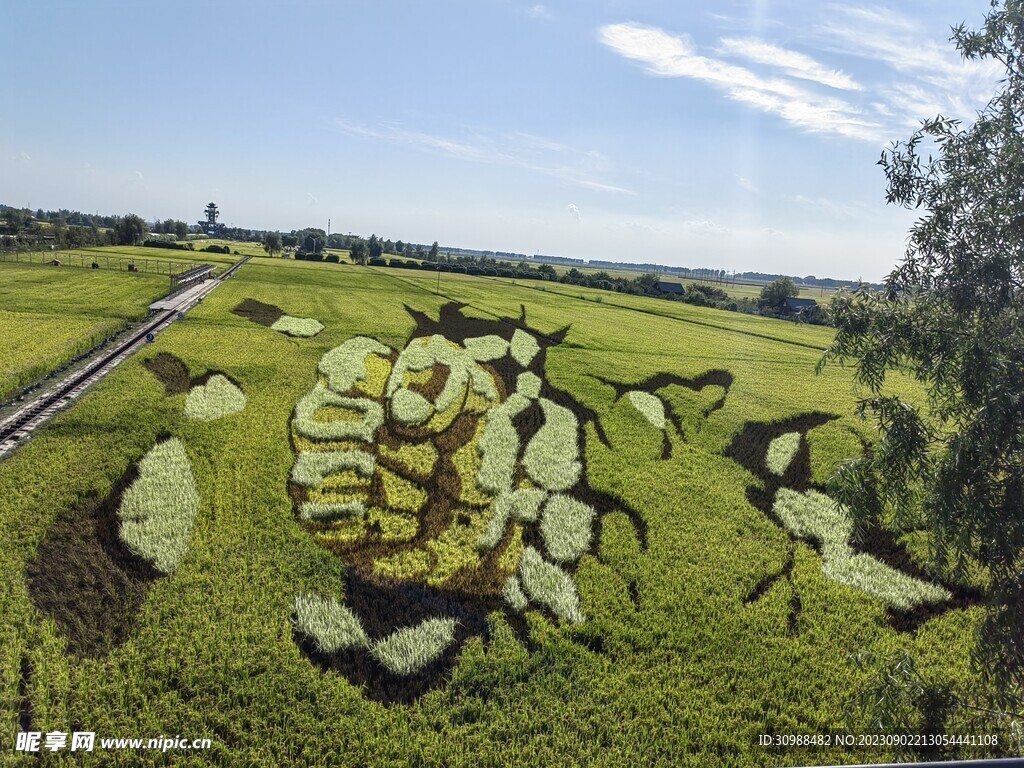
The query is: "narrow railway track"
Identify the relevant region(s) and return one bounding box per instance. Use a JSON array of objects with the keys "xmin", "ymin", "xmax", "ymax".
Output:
[{"xmin": 0, "ymin": 256, "xmax": 251, "ymax": 459}]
